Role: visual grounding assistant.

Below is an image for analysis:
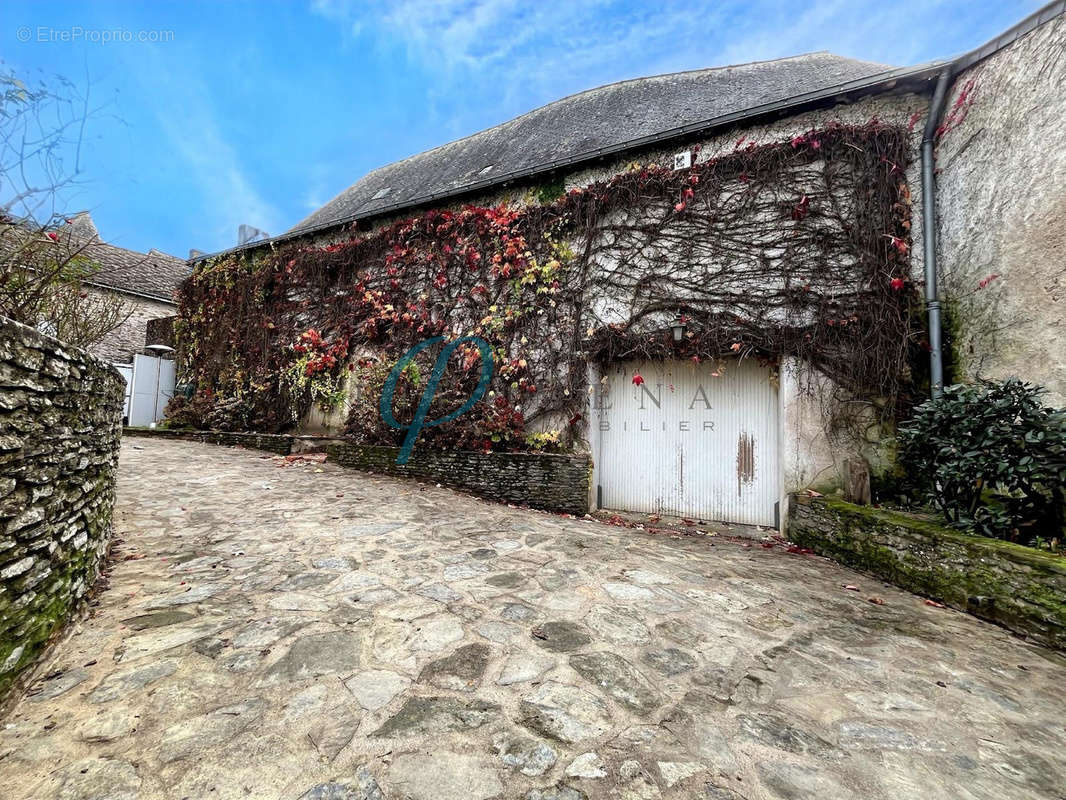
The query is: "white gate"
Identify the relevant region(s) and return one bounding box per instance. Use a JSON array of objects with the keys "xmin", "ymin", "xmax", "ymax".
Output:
[
  {"xmin": 128, "ymin": 354, "xmax": 175, "ymax": 427},
  {"xmin": 112, "ymin": 363, "xmax": 134, "ymax": 424},
  {"xmin": 595, "ymin": 358, "xmax": 780, "ymax": 527}
]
